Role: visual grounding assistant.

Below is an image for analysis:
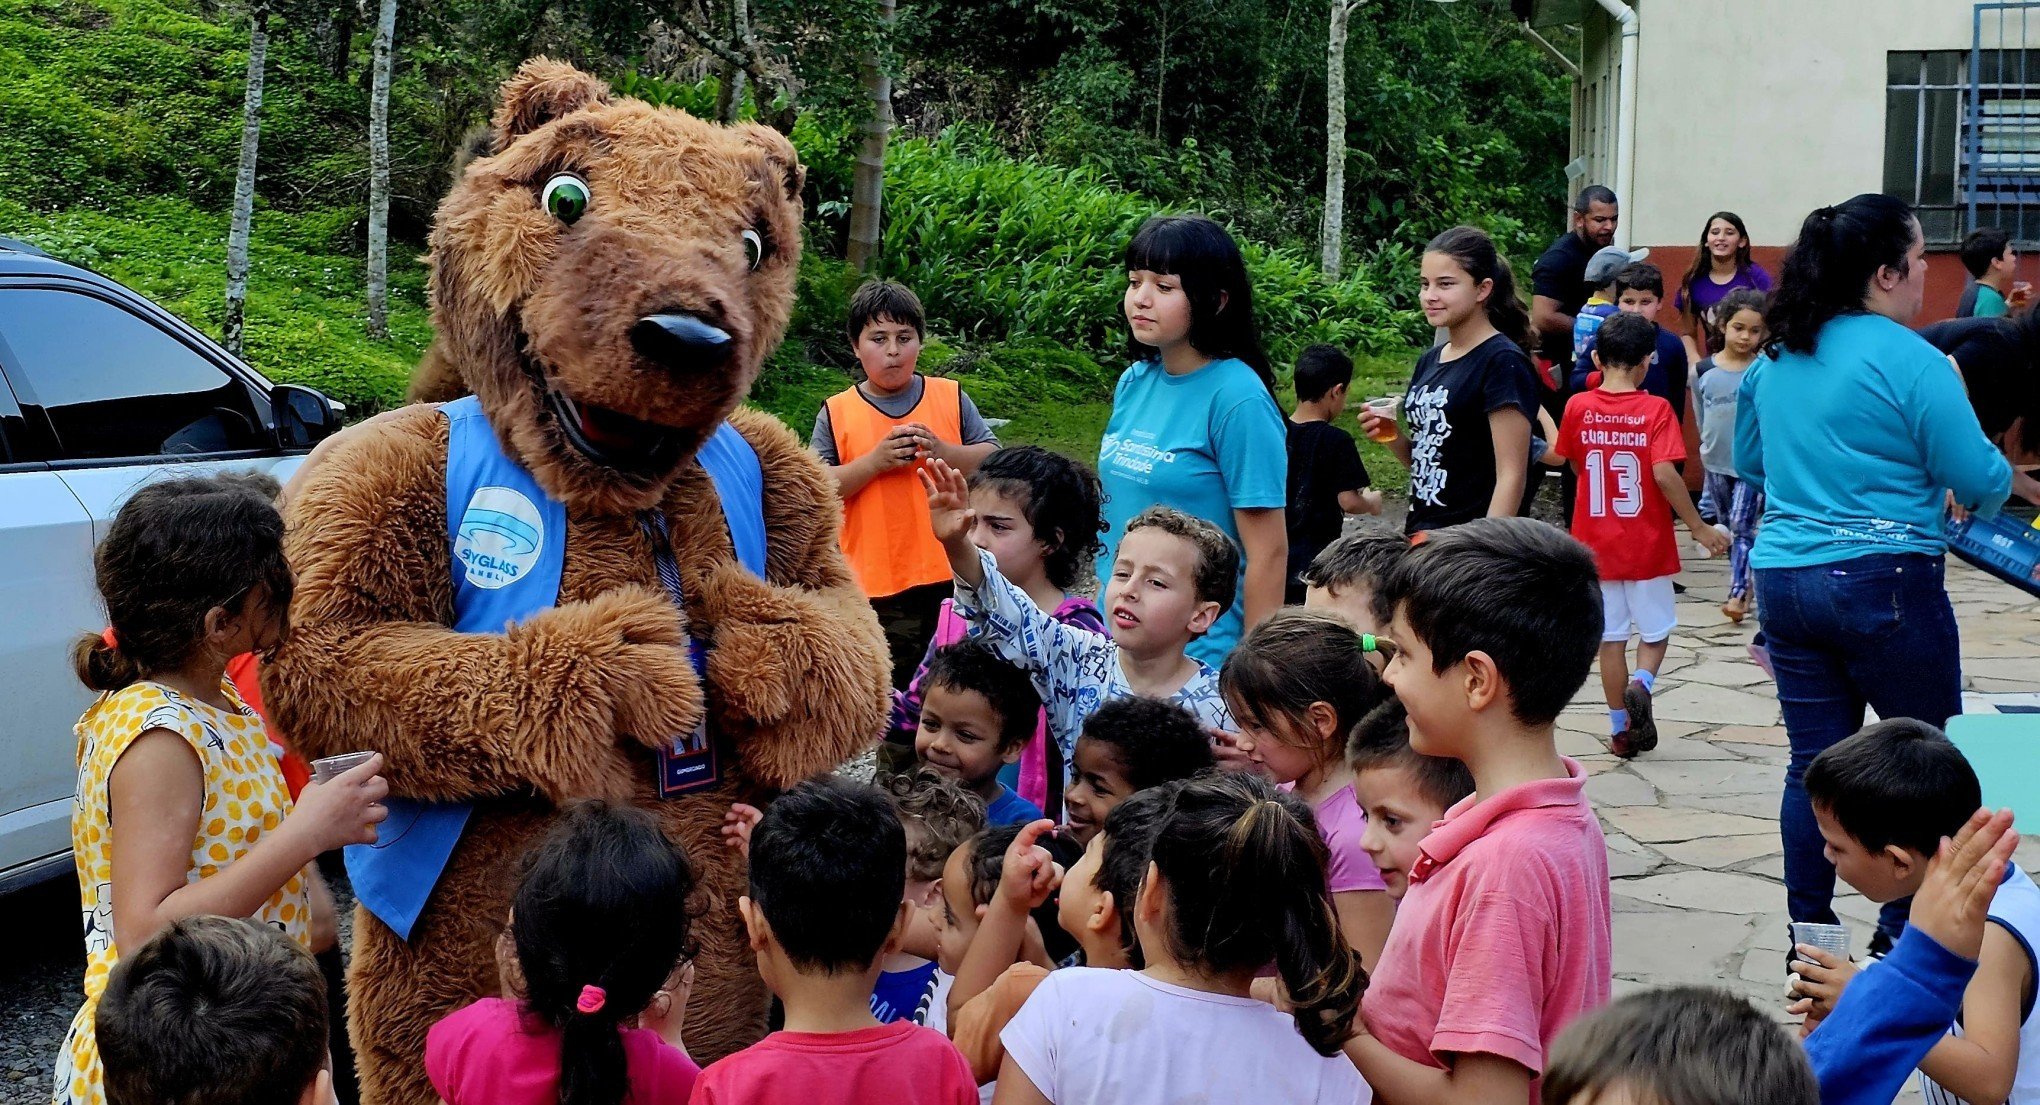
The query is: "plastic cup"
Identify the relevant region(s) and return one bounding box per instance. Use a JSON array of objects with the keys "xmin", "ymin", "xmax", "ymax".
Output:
[{"xmin": 1362, "ymin": 397, "xmax": 1401, "ymax": 443}]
